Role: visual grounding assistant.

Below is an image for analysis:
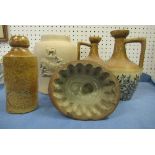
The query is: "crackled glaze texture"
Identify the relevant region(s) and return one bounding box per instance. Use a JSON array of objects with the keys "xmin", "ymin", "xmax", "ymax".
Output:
[
  {"xmin": 48, "ymin": 61, "xmax": 120, "ymax": 120},
  {"xmin": 3, "ymin": 36, "xmax": 38, "ymax": 113}
]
